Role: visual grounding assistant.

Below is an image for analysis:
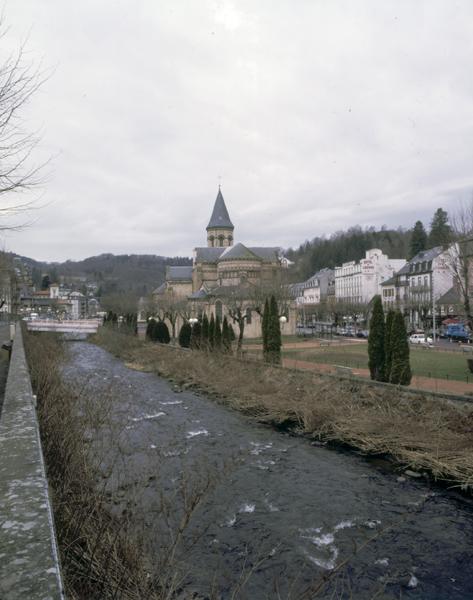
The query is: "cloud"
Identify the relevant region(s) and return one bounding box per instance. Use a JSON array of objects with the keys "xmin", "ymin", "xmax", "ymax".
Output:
[{"xmin": 0, "ymin": 0, "xmax": 472, "ymax": 261}]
